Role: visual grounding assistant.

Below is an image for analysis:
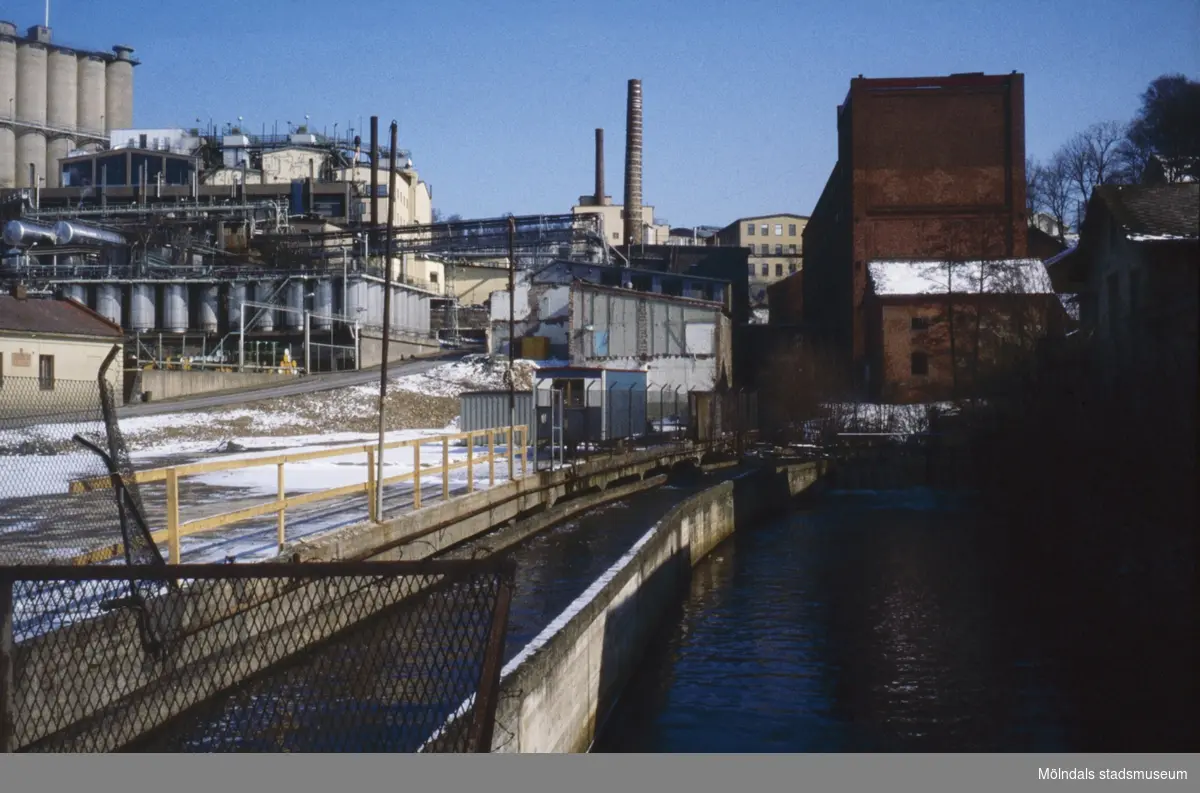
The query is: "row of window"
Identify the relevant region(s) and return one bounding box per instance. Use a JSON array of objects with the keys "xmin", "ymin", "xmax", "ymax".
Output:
[
  {"xmin": 749, "ymin": 262, "xmax": 799, "ymax": 277},
  {"xmin": 746, "ymin": 223, "xmax": 798, "ymax": 237},
  {"xmin": 0, "ymin": 354, "xmax": 55, "ymax": 390},
  {"xmin": 748, "ymin": 243, "xmax": 798, "ymax": 255}
]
